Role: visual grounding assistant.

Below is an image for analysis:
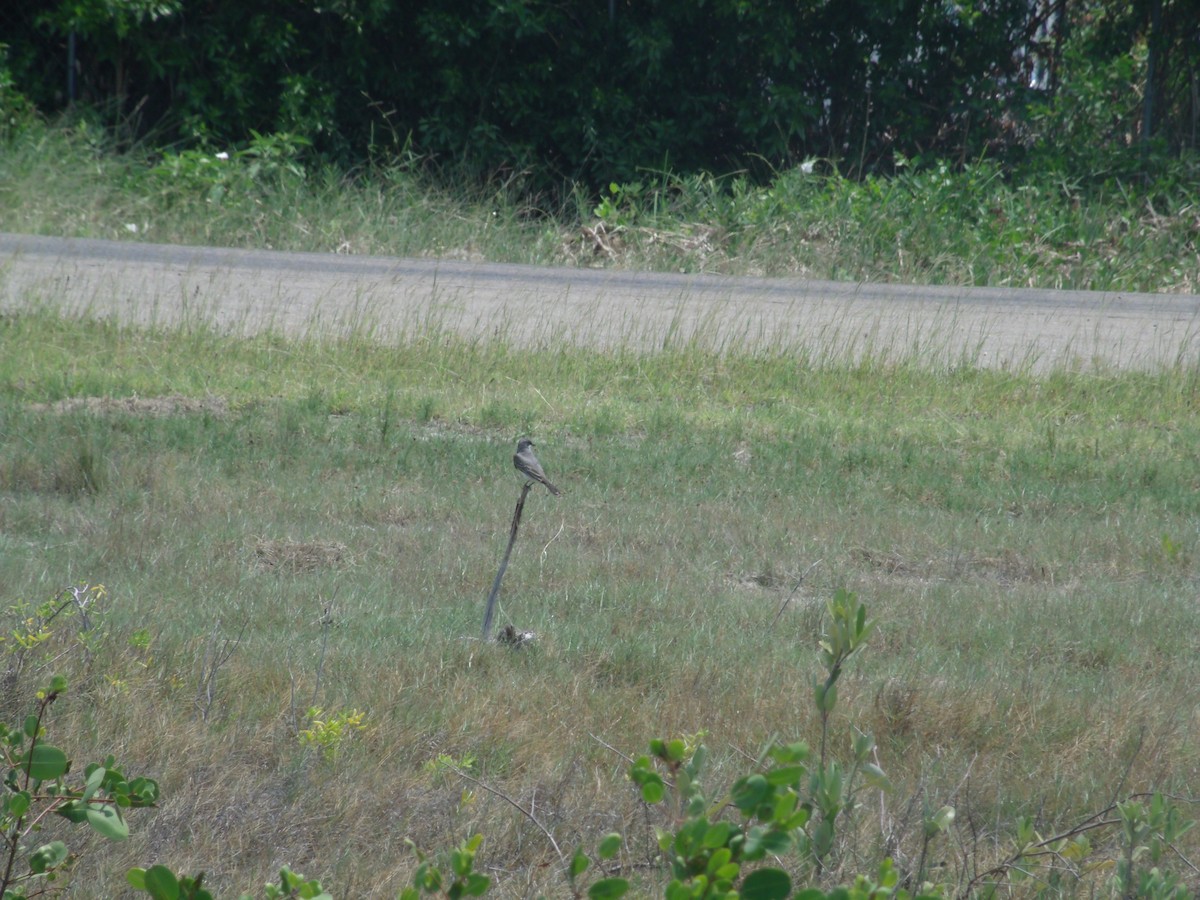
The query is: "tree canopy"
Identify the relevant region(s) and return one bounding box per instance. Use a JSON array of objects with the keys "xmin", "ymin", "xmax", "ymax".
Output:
[{"xmin": 2, "ymin": 0, "xmax": 1197, "ymax": 185}]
